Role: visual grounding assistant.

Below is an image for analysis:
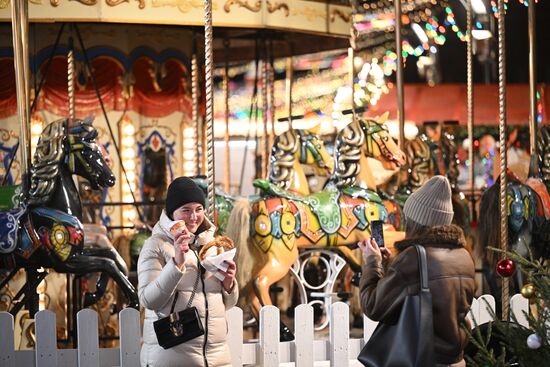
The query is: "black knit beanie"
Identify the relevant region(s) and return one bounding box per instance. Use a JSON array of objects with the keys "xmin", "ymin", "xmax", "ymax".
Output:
[{"xmin": 165, "ymin": 177, "xmax": 206, "ymax": 219}]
